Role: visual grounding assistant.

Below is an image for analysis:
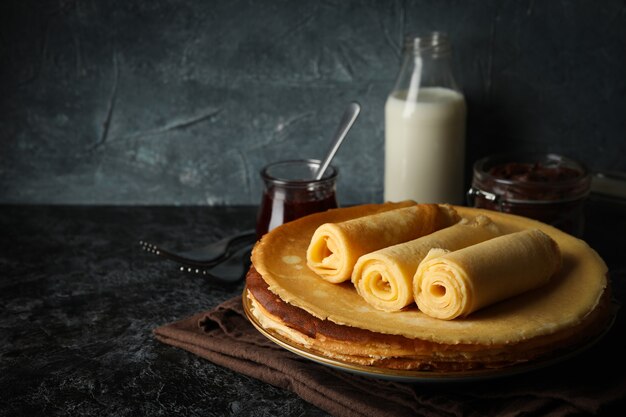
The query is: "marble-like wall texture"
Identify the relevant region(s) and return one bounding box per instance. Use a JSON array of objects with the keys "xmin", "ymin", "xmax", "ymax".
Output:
[{"xmin": 1, "ymin": 0, "xmax": 624, "ymax": 205}]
